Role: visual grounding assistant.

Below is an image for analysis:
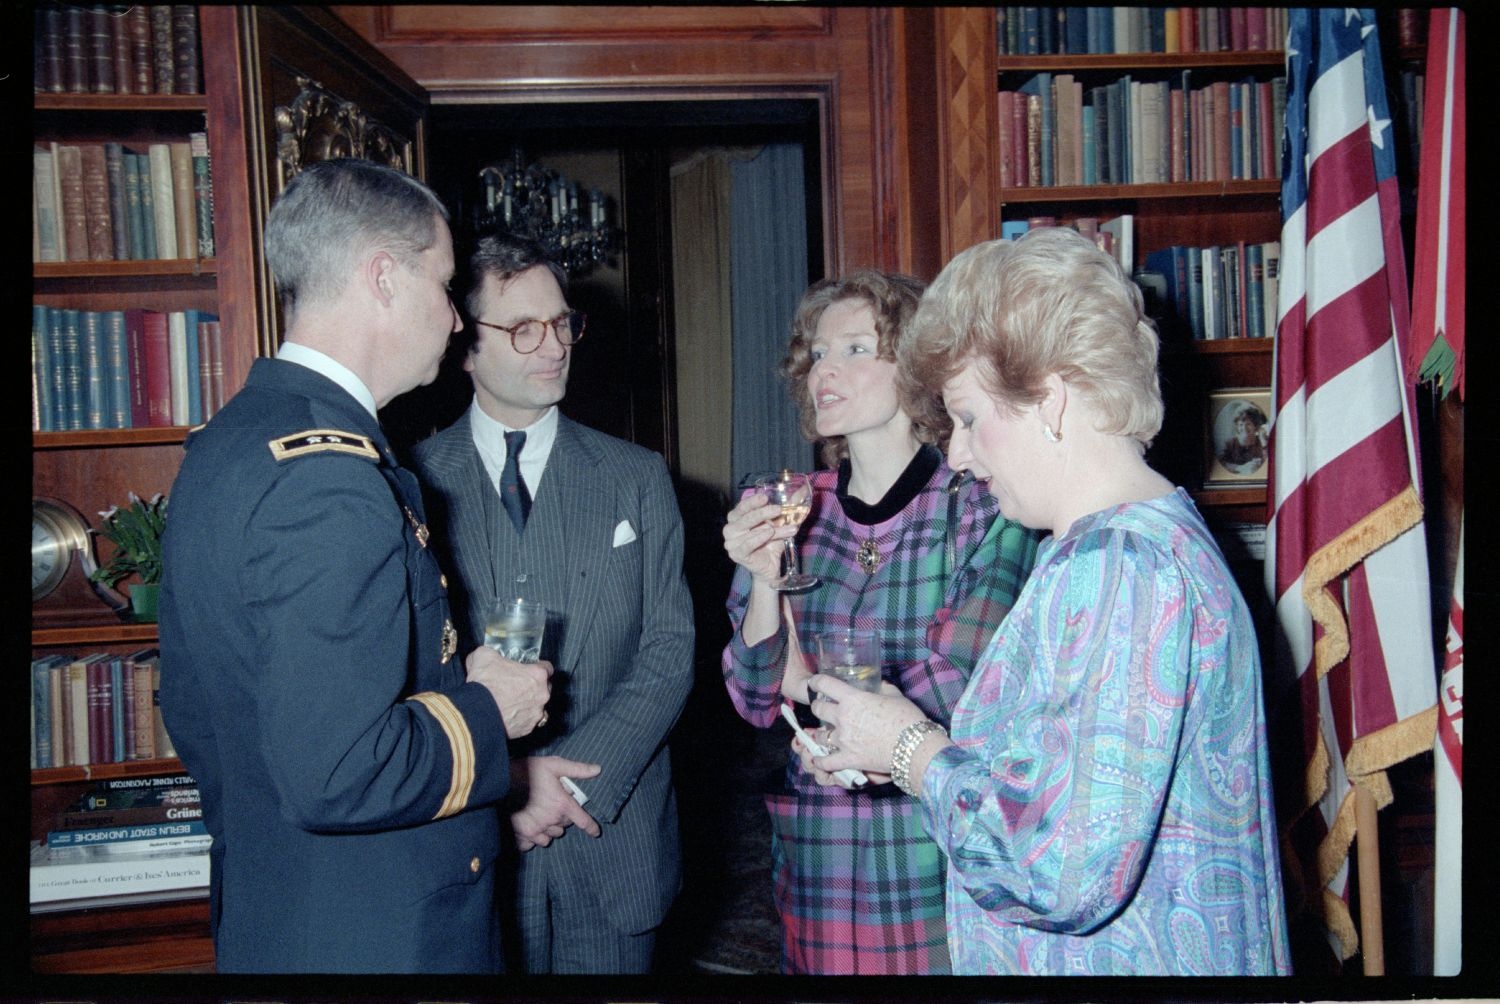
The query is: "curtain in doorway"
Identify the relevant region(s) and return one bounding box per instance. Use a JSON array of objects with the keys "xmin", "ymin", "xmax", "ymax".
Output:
[
  {"xmin": 669, "ymin": 153, "xmax": 734, "ymax": 501},
  {"xmin": 730, "ymin": 144, "xmax": 811, "ymax": 486},
  {"xmin": 670, "ymin": 143, "xmax": 811, "ymax": 502}
]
